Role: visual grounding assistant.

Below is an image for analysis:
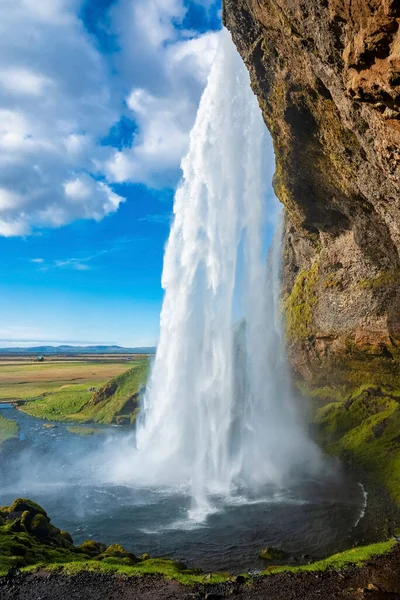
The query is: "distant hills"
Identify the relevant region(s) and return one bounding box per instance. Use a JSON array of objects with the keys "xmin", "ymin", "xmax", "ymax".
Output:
[{"xmin": 0, "ymin": 345, "xmax": 156, "ymax": 355}]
